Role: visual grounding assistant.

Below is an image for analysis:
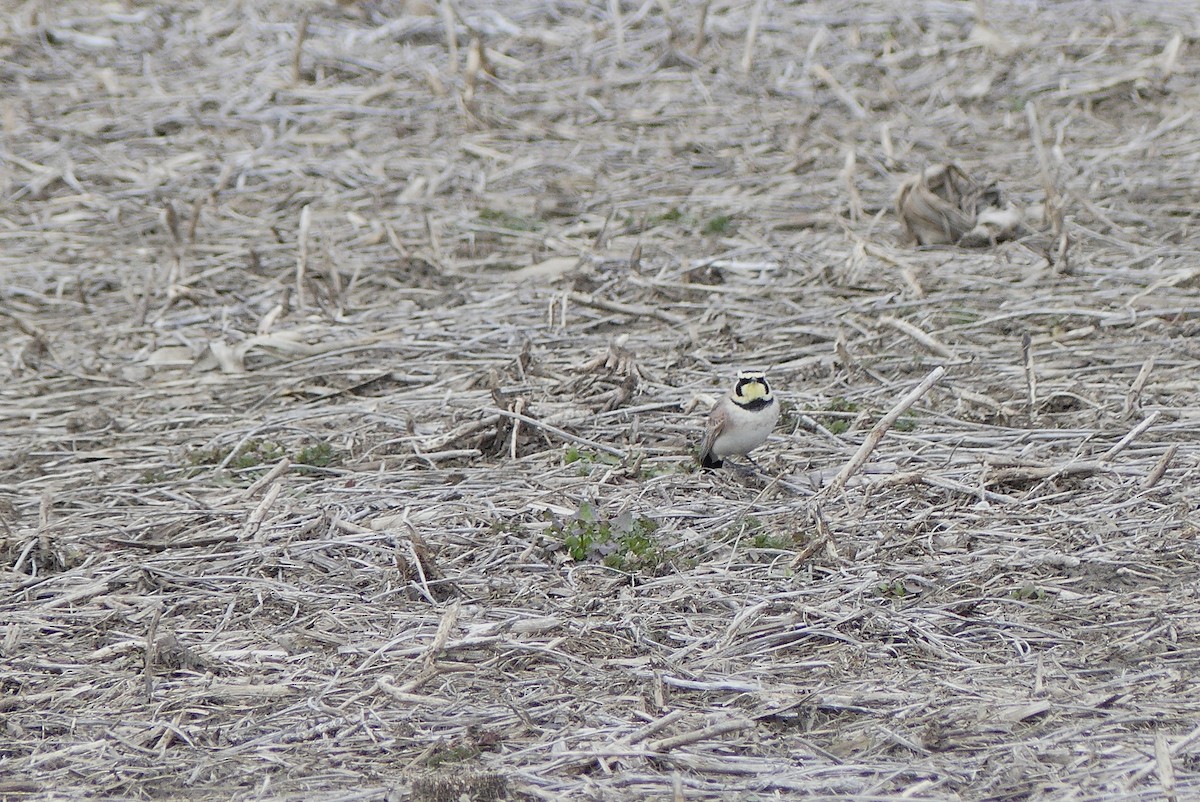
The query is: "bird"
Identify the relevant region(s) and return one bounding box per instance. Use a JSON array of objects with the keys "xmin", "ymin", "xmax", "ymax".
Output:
[{"xmin": 698, "ymin": 369, "xmax": 781, "ymax": 470}]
